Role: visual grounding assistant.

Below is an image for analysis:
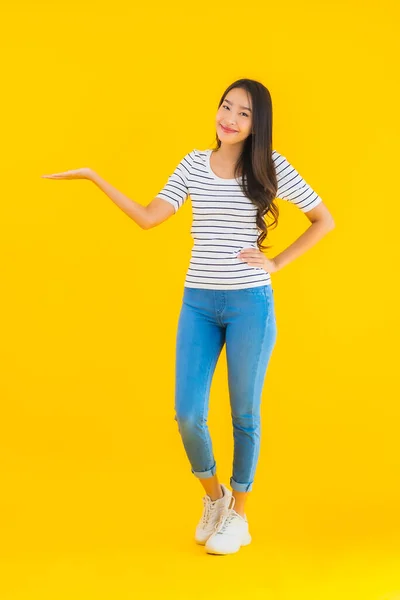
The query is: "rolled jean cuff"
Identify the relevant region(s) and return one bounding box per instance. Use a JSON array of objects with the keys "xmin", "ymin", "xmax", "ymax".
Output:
[
  {"xmin": 191, "ymin": 461, "xmax": 217, "ymax": 479},
  {"xmin": 230, "ymin": 477, "xmax": 253, "ymax": 492}
]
